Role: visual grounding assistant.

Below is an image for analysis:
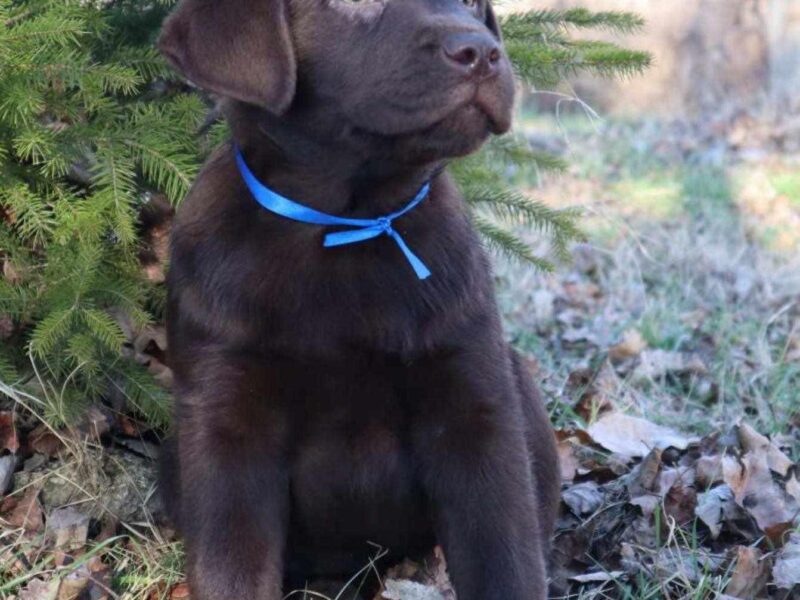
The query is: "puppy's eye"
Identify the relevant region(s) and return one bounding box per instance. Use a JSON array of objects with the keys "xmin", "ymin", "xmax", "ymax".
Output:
[{"xmin": 462, "ymin": 0, "xmax": 478, "ymax": 6}]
